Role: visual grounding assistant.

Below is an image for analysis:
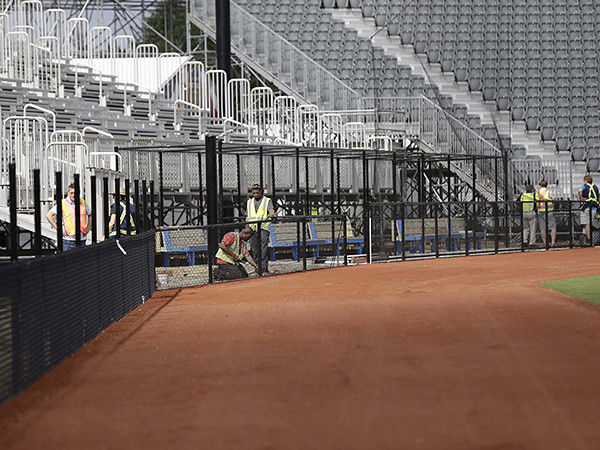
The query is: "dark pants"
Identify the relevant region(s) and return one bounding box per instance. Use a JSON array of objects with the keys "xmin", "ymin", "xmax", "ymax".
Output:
[
  {"xmin": 63, "ymin": 239, "xmax": 86, "ymax": 251},
  {"xmin": 214, "ymin": 263, "xmax": 248, "ymax": 281},
  {"xmin": 249, "ymin": 229, "xmax": 270, "ymax": 272}
]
